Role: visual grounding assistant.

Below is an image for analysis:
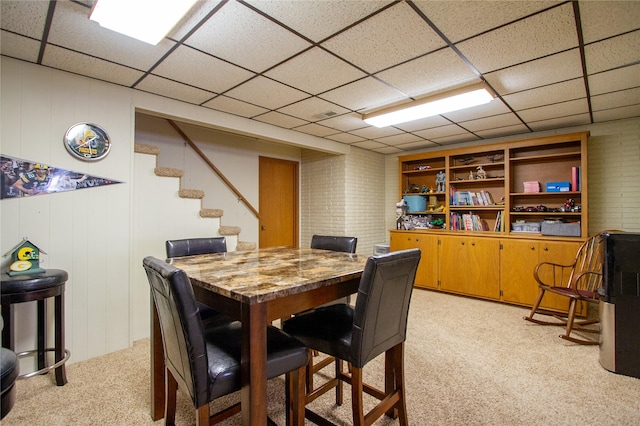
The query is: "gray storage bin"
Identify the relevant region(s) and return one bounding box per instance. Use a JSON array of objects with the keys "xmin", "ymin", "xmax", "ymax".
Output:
[{"xmin": 540, "ymin": 222, "xmax": 580, "ymax": 237}]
